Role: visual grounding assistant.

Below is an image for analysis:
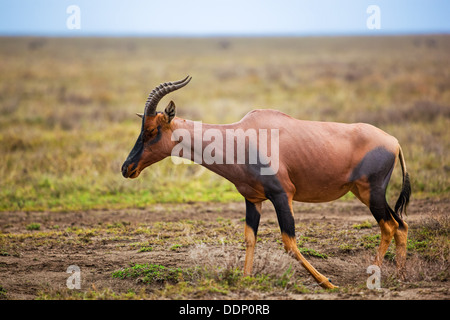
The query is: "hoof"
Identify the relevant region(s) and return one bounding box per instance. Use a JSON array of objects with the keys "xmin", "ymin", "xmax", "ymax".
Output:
[
  {"xmin": 319, "ymin": 278, "xmax": 338, "ymax": 289},
  {"xmin": 397, "ymin": 270, "xmax": 407, "ymax": 282}
]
